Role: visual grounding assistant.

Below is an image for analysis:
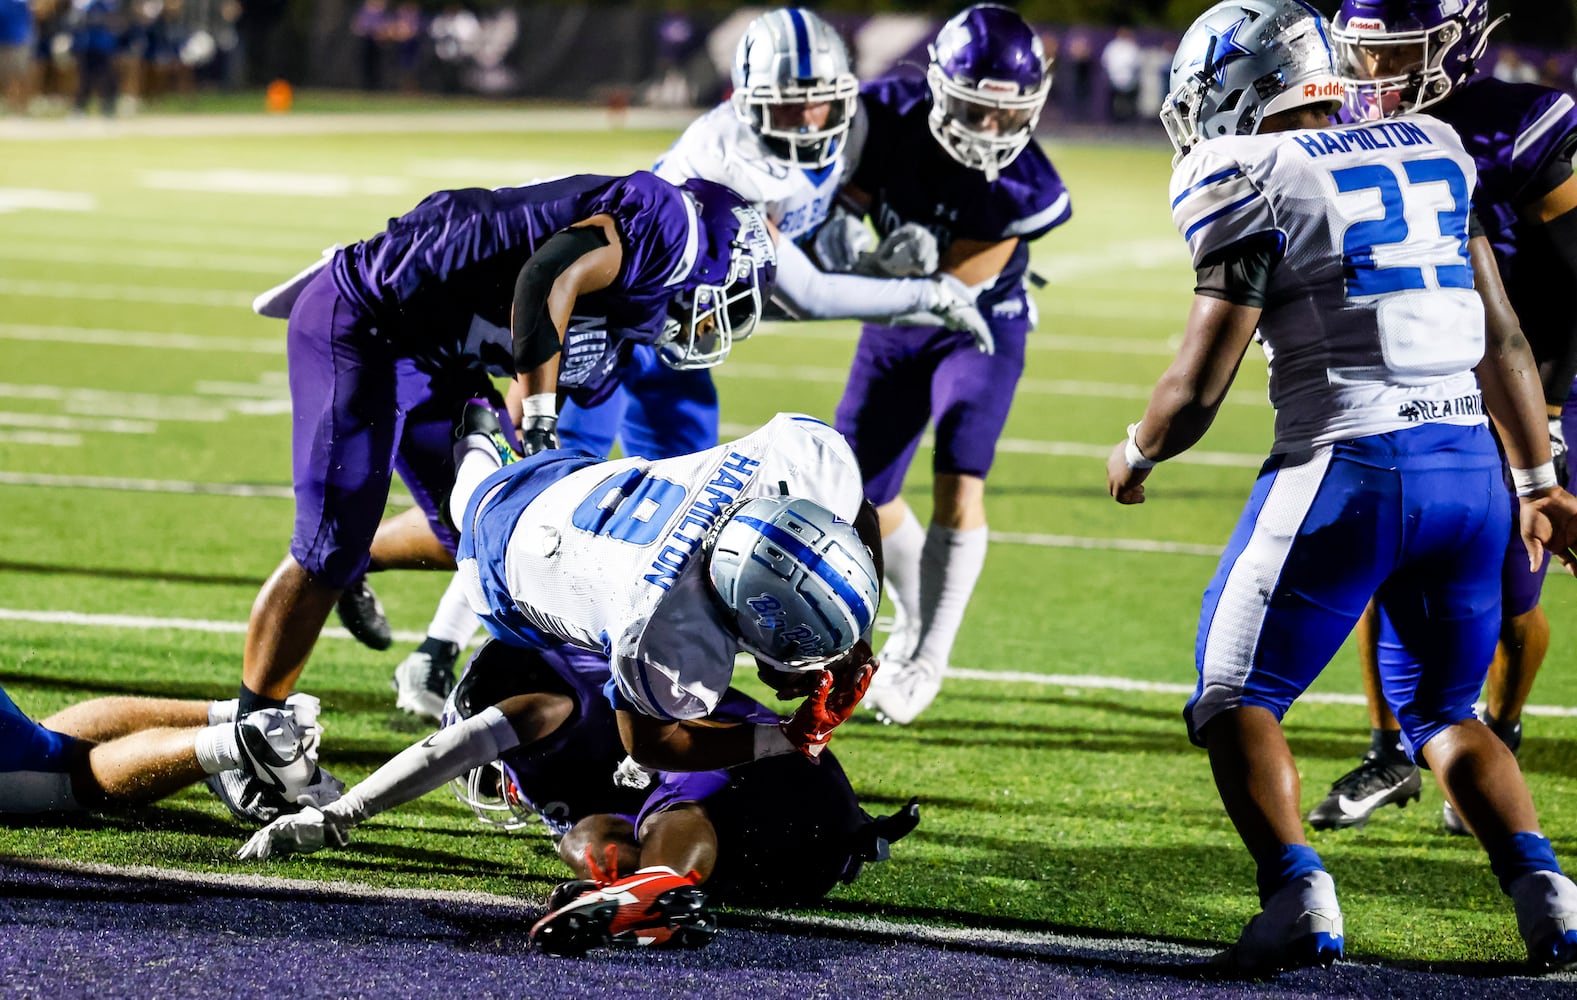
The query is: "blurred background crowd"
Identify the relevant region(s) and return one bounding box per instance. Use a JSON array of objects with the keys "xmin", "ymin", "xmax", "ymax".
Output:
[{"xmin": 0, "ymin": 0, "xmax": 1573, "ymax": 122}]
